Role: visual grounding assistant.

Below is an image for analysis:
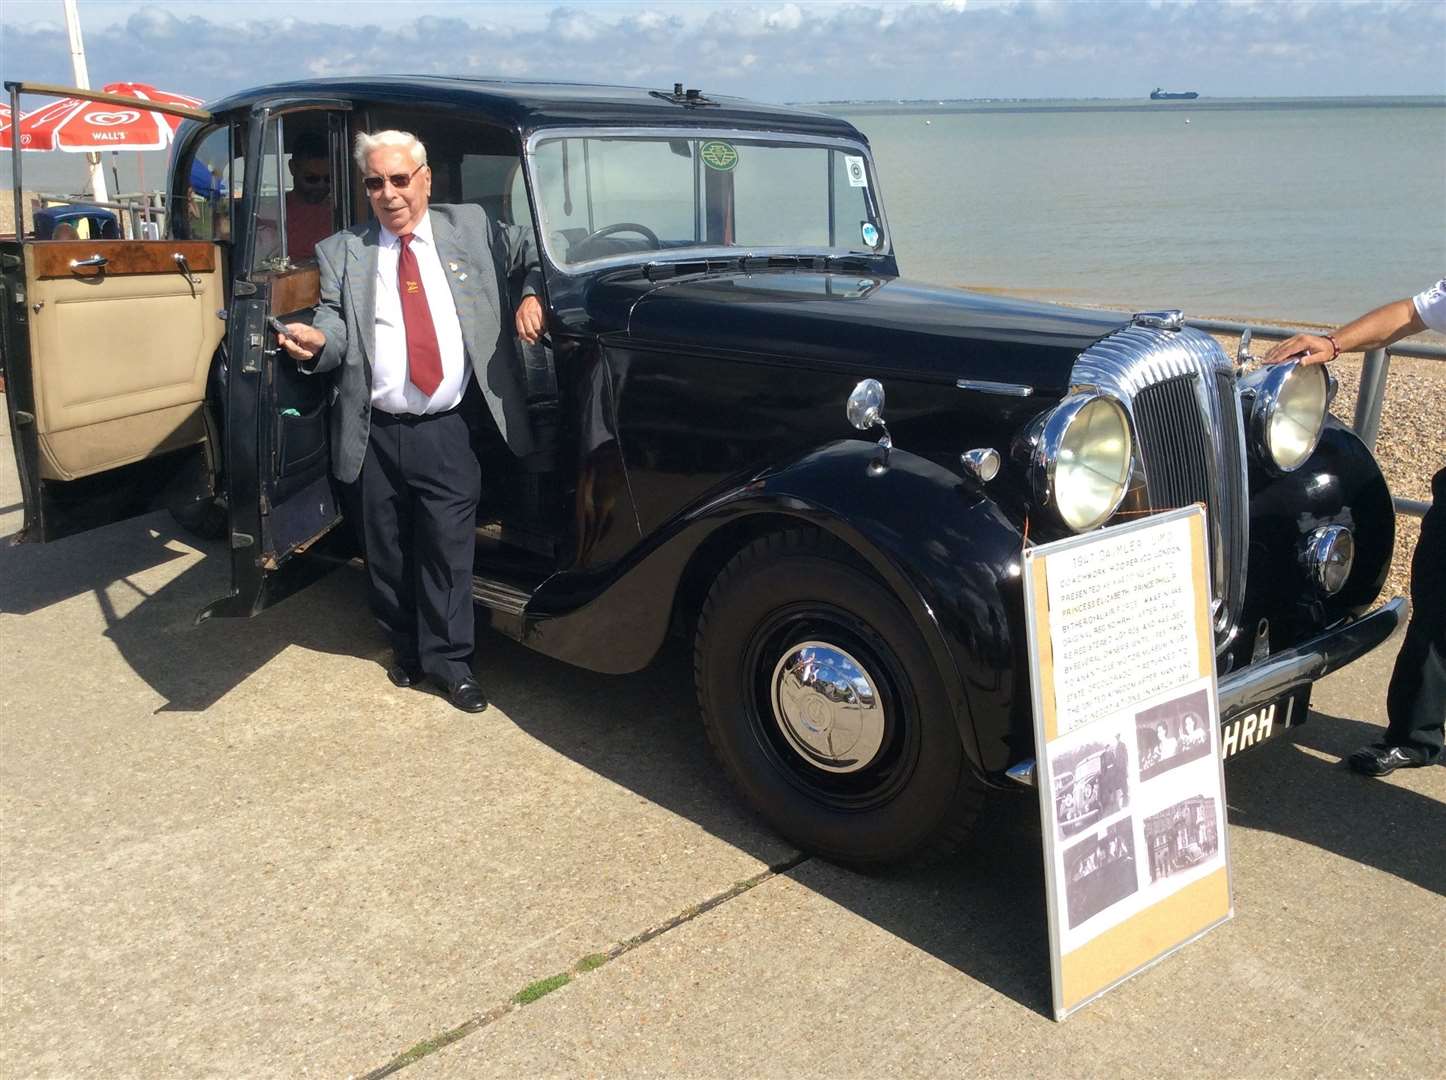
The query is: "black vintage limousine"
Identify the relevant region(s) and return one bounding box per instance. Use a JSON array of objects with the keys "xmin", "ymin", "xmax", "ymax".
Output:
[{"xmin": 1, "ymin": 76, "xmax": 1403, "ymax": 864}]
